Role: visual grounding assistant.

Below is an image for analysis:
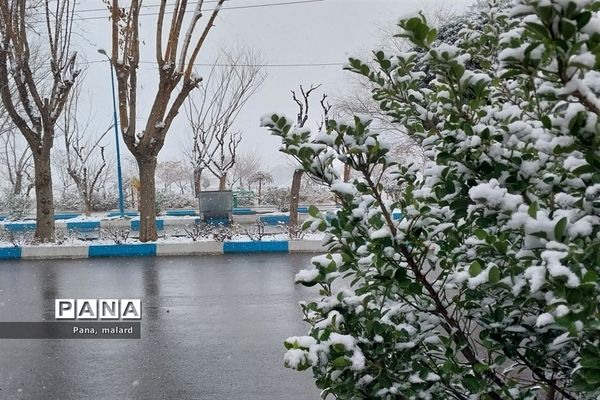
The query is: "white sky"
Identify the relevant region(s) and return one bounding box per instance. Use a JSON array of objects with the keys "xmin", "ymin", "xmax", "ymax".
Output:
[{"xmin": 71, "ymin": 0, "xmax": 473, "ymax": 183}]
